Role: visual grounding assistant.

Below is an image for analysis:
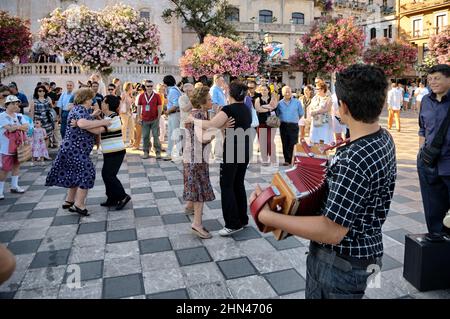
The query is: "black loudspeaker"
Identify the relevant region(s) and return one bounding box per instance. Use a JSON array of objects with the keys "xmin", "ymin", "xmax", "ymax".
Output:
[{"xmin": 403, "ymin": 234, "xmax": 450, "ymax": 291}]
